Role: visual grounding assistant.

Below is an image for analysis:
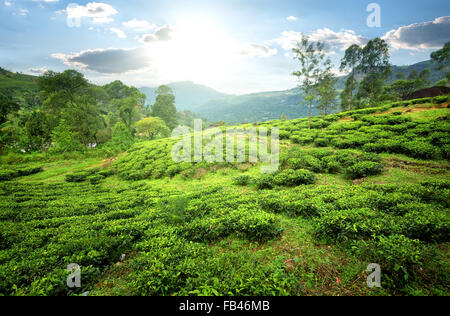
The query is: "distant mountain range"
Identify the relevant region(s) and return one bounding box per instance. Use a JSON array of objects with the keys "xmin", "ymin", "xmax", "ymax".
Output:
[
  {"xmin": 139, "ymin": 82, "xmax": 231, "ymax": 111},
  {"xmin": 139, "ymin": 59, "xmax": 449, "ymax": 124}
]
